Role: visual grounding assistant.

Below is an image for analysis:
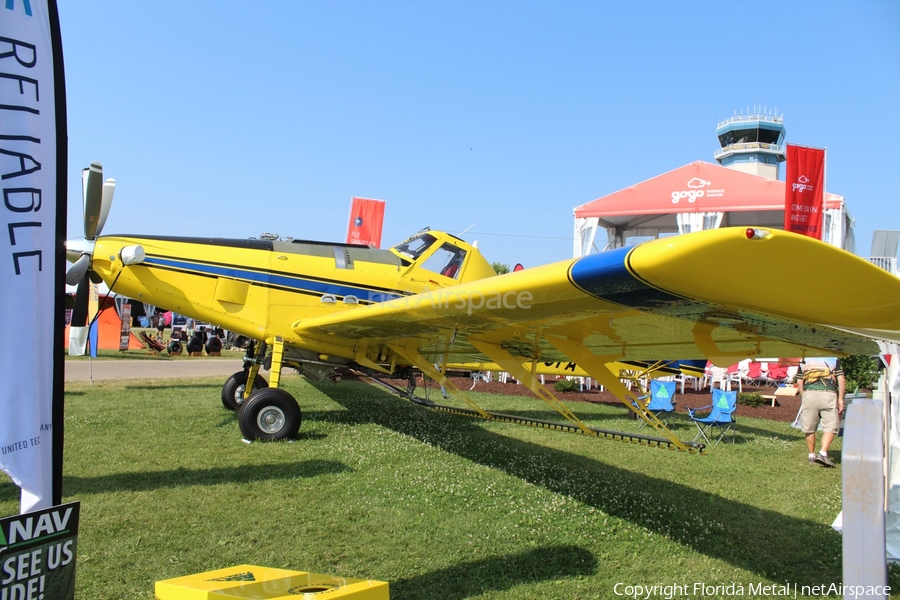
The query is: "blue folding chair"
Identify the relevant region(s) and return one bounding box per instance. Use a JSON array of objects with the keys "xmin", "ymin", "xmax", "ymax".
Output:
[
  {"xmin": 636, "ymin": 380, "xmax": 677, "ymax": 428},
  {"xmin": 688, "ymin": 388, "xmax": 737, "ymax": 445}
]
